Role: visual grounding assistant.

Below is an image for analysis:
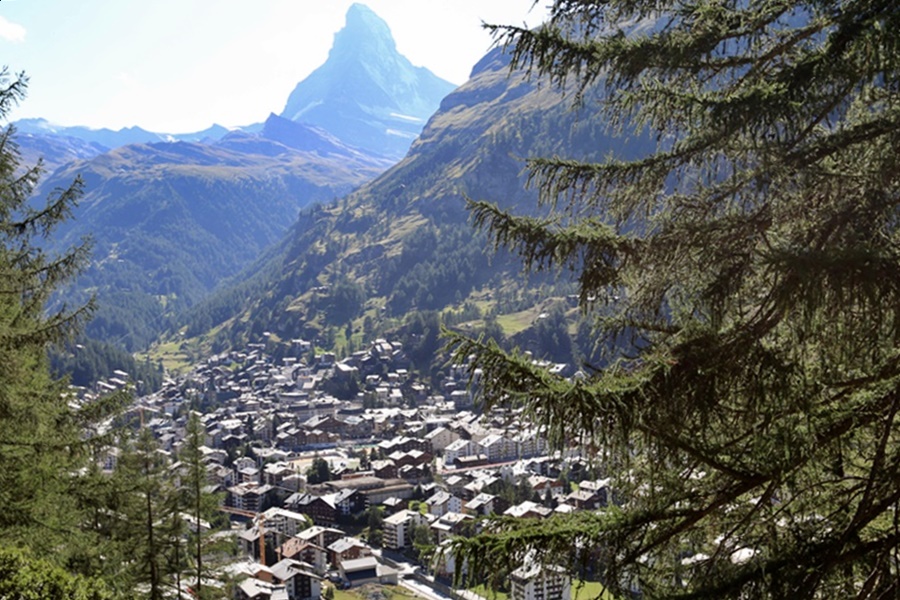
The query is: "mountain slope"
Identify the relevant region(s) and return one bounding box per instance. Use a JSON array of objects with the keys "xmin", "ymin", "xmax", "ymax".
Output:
[
  {"xmin": 25, "ymin": 3, "xmax": 460, "ymax": 352},
  {"xmin": 13, "ymin": 130, "xmax": 108, "ymax": 176},
  {"xmin": 280, "ymin": 3, "xmax": 456, "ymax": 159},
  {"xmin": 180, "ymin": 47, "xmax": 653, "ymax": 357}
]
